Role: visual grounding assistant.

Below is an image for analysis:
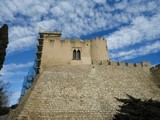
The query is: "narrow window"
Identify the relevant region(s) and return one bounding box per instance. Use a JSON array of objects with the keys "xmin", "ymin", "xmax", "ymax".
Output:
[
  {"xmin": 76, "ymin": 50, "xmax": 81, "ymax": 60},
  {"xmin": 73, "ymin": 50, "xmax": 76, "ymax": 60}
]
